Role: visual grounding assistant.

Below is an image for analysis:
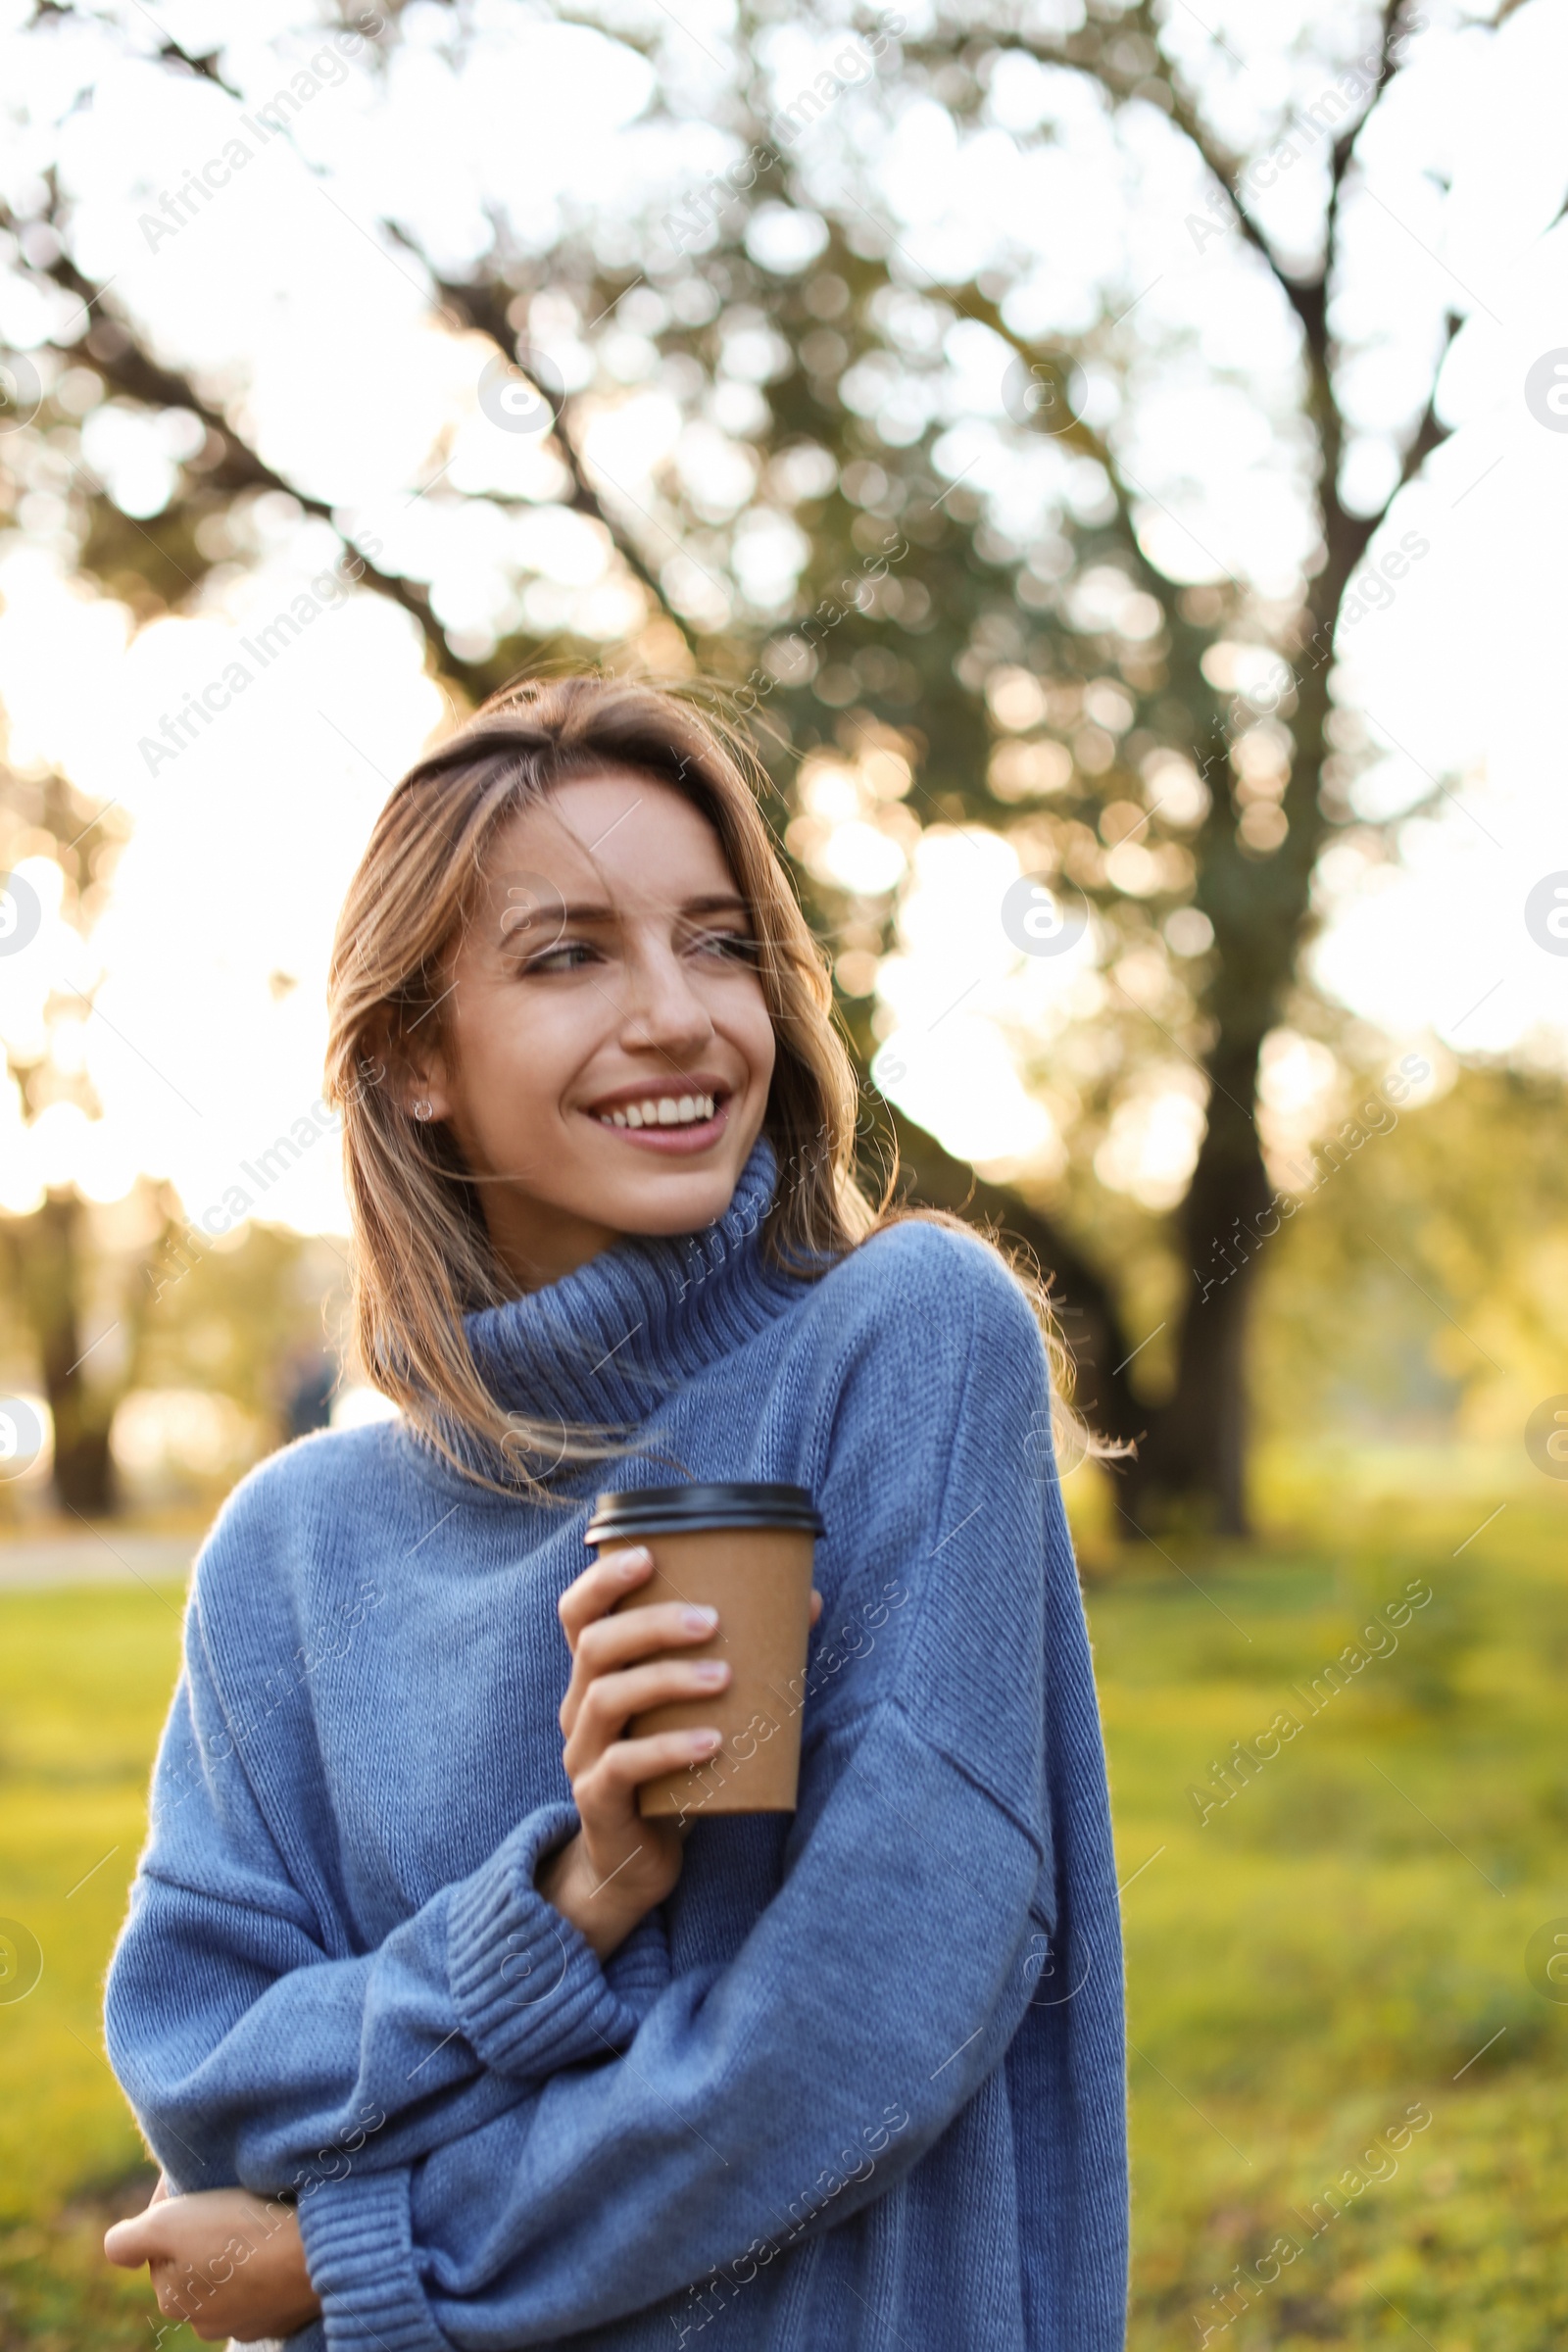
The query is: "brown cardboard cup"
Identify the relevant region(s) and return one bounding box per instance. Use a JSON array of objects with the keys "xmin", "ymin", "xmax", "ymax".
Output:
[{"xmin": 585, "ymin": 1483, "xmax": 823, "ymax": 1821}]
